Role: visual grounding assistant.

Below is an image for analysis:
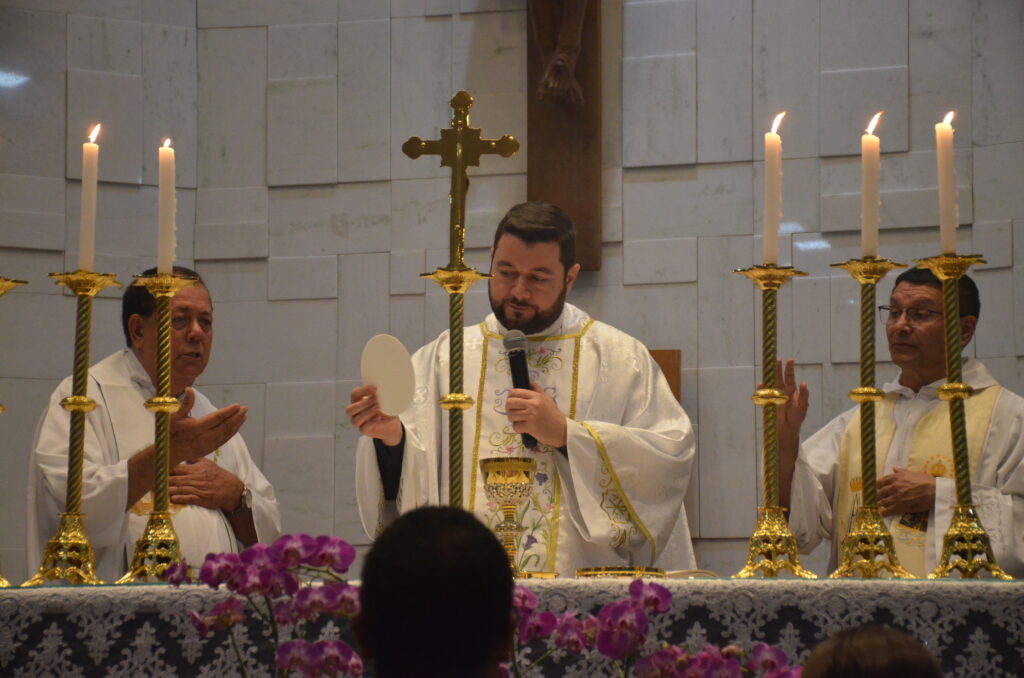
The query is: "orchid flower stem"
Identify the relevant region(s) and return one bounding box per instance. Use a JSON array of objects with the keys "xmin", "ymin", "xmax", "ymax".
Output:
[
  {"xmin": 262, "ymin": 594, "xmax": 281, "ymax": 647},
  {"xmin": 229, "ymin": 626, "xmax": 250, "ymax": 678},
  {"xmin": 523, "ymin": 647, "xmax": 557, "ymax": 674}
]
